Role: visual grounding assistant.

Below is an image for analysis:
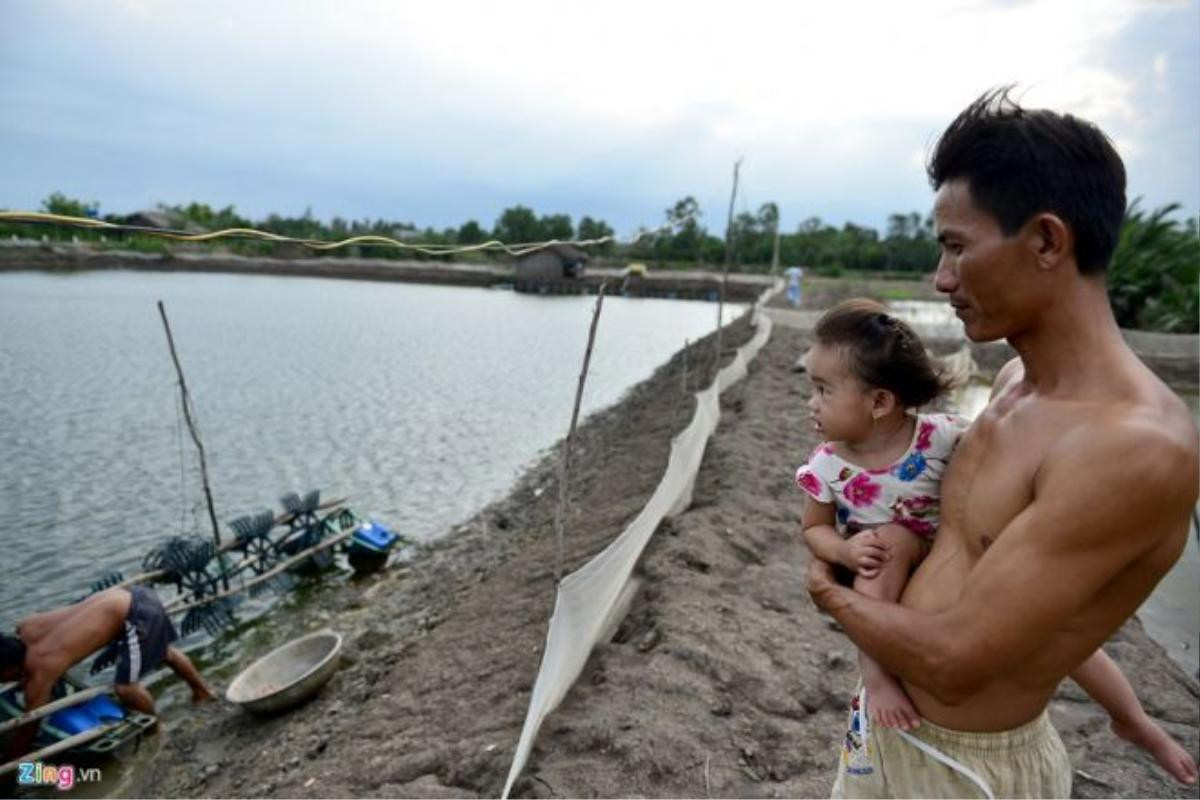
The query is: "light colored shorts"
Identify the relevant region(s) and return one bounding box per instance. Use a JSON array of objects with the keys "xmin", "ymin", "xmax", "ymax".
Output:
[{"xmin": 831, "ymin": 689, "xmax": 1071, "ymax": 799}]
